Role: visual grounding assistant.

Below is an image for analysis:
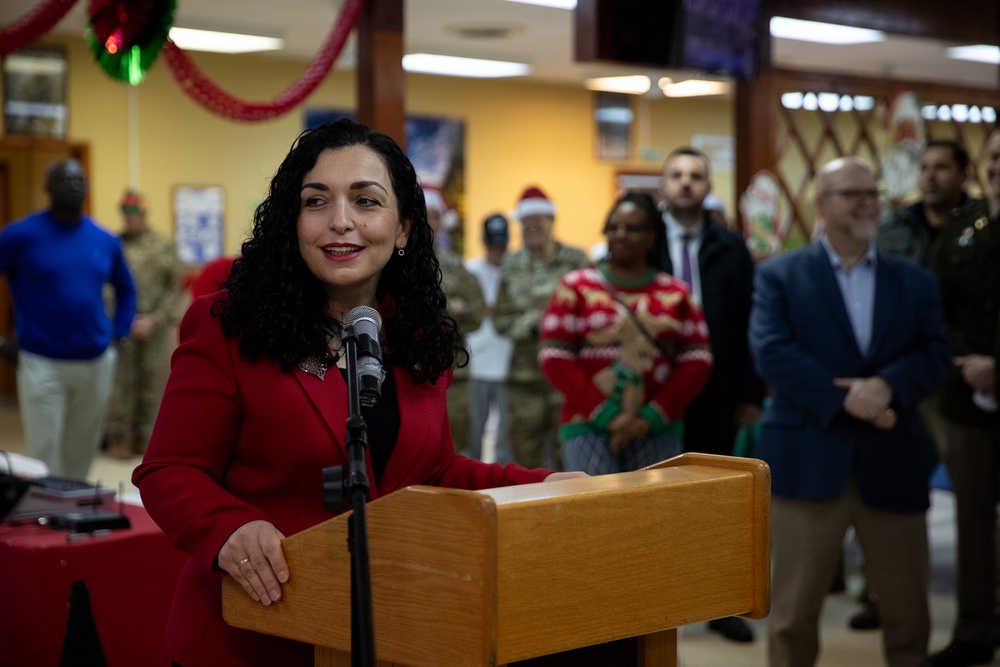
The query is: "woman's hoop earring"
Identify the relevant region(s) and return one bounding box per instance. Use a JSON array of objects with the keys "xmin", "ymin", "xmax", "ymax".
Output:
[{"xmin": 397, "ymin": 247, "xmax": 405, "ymax": 256}]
